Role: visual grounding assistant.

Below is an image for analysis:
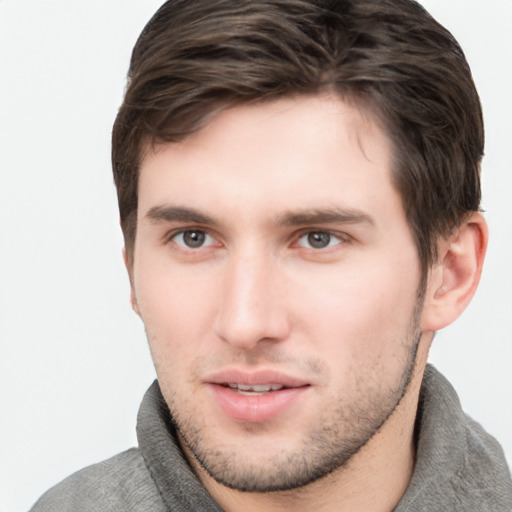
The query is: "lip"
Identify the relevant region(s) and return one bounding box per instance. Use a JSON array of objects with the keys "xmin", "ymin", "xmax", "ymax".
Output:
[
  {"xmin": 205, "ymin": 369, "xmax": 311, "ymax": 423},
  {"xmin": 205, "ymin": 369, "xmax": 310, "ymax": 387}
]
